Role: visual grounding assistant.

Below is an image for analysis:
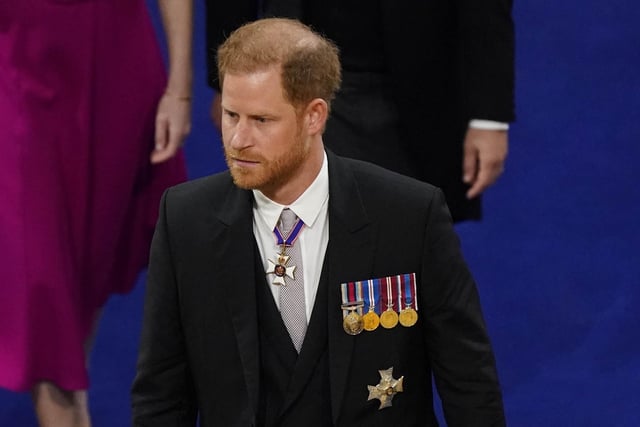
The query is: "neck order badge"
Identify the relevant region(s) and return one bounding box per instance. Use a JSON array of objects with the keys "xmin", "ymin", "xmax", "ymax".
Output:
[{"xmin": 266, "ymin": 212, "xmax": 304, "ymax": 286}]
